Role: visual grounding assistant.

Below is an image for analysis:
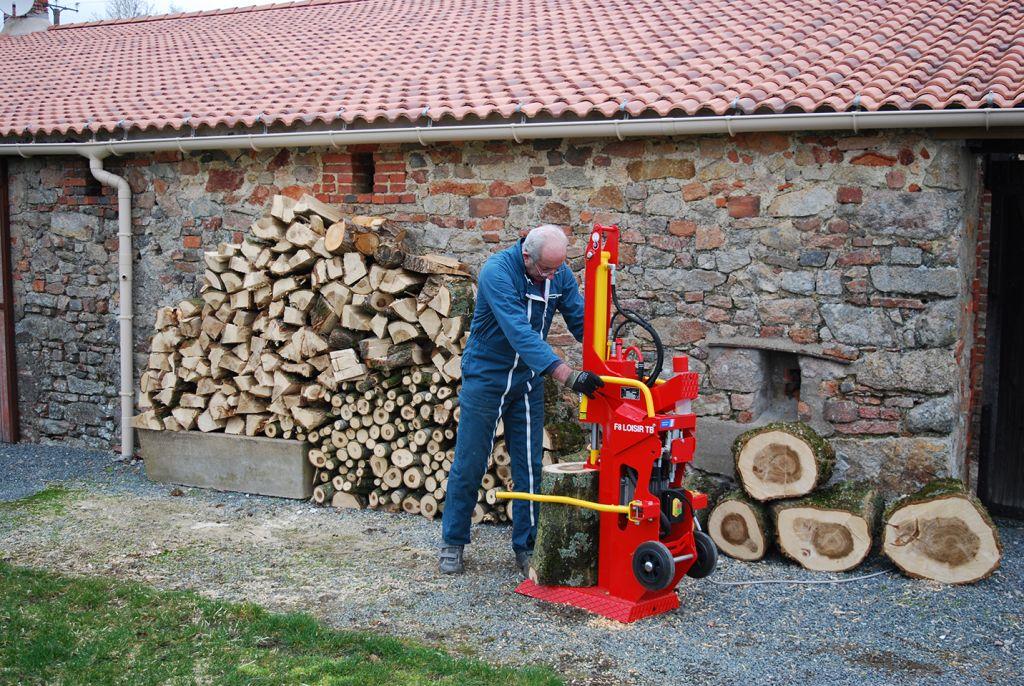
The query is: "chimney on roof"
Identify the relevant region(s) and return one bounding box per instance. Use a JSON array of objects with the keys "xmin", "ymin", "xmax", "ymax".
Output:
[{"xmin": 2, "ymin": 0, "xmax": 52, "ymax": 36}]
